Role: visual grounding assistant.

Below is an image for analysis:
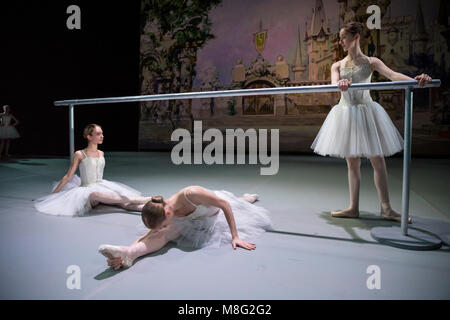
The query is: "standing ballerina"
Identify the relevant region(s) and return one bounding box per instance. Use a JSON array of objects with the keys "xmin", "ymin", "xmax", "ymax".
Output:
[
  {"xmin": 98, "ymin": 186, "xmax": 272, "ymax": 270},
  {"xmin": 0, "ymin": 105, "xmax": 20, "ymax": 159},
  {"xmin": 34, "ymin": 123, "xmax": 151, "ymax": 216},
  {"xmin": 311, "ymin": 22, "xmax": 432, "ymax": 222}
]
